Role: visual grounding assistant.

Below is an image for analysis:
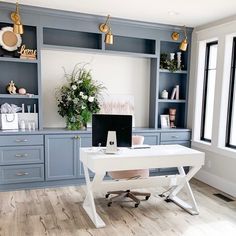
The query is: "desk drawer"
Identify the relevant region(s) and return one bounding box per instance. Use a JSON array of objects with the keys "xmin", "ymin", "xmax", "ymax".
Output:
[
  {"xmin": 0, "ymin": 146, "xmax": 44, "ymax": 165},
  {"xmin": 160, "ymin": 132, "xmax": 190, "ymax": 142},
  {"xmin": 0, "ymin": 164, "xmax": 44, "ymax": 184},
  {"xmin": 0, "ymin": 135, "xmax": 43, "ymax": 146}
]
